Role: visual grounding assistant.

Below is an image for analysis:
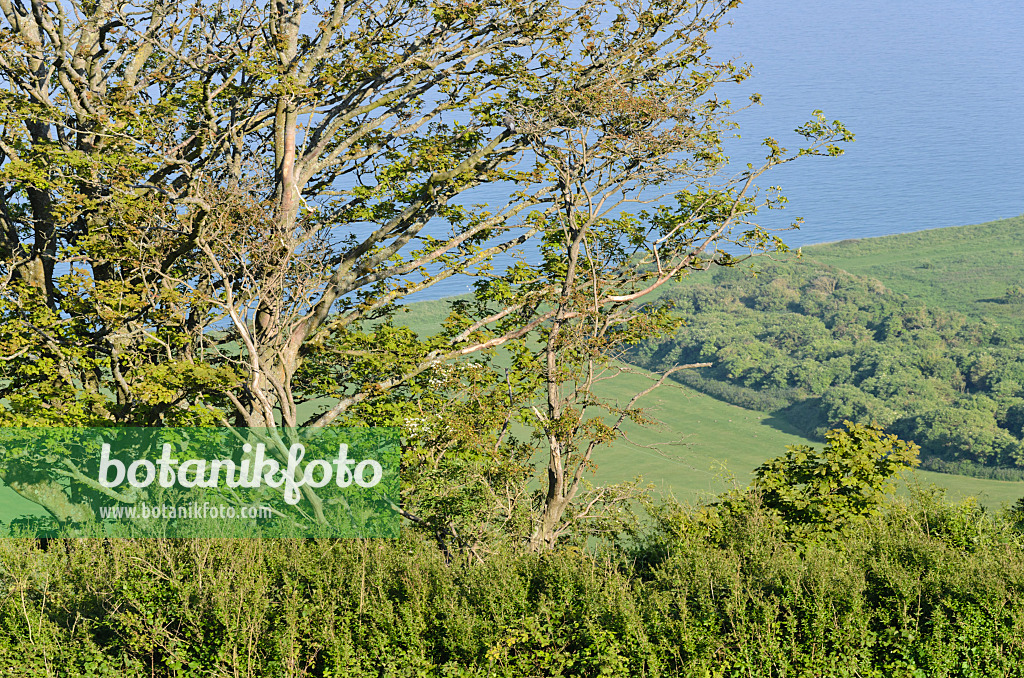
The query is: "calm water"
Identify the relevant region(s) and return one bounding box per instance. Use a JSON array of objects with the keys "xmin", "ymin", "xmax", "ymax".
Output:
[
  {"xmin": 714, "ymin": 0, "xmax": 1024, "ymax": 243},
  {"xmin": 416, "ymin": 0, "xmax": 1024, "ymax": 299}
]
